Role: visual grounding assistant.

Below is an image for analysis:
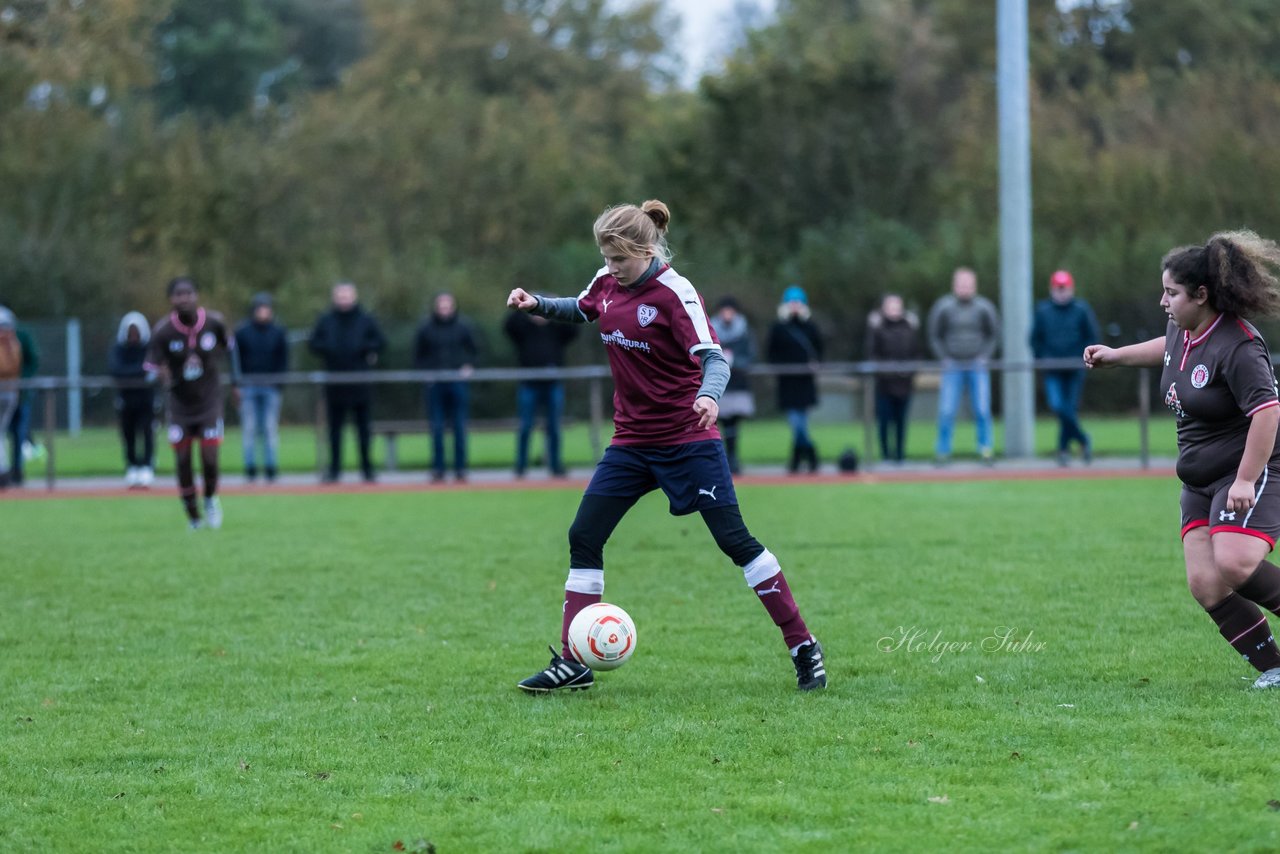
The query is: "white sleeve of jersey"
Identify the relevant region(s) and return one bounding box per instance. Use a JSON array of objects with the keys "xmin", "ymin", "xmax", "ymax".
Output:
[
  {"xmin": 577, "ymin": 267, "xmax": 608, "ymax": 299},
  {"xmin": 659, "ymin": 269, "xmax": 722, "ymax": 356}
]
